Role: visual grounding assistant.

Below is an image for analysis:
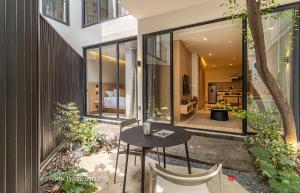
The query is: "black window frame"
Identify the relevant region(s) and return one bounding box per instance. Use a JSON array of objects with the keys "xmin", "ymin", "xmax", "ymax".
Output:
[
  {"xmin": 83, "ymin": 36, "xmax": 138, "ymax": 120},
  {"xmin": 42, "ymin": 0, "xmax": 70, "ymax": 25},
  {"xmin": 82, "ymin": 0, "xmax": 130, "ymax": 28}
]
